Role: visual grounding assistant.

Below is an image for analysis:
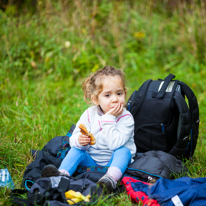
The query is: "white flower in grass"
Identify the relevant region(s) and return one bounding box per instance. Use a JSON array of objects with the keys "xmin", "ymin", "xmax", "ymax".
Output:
[{"xmin": 65, "ymin": 41, "xmax": 71, "ymax": 48}]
